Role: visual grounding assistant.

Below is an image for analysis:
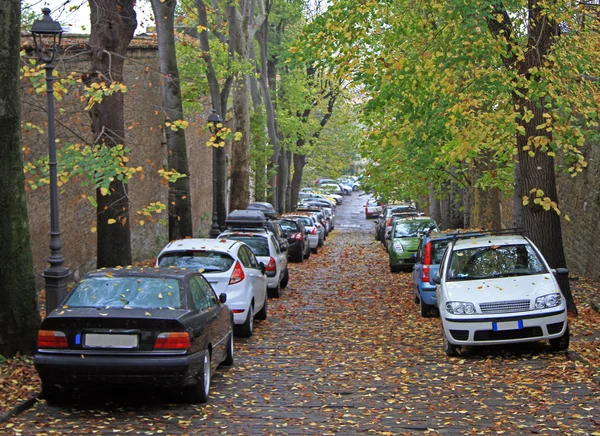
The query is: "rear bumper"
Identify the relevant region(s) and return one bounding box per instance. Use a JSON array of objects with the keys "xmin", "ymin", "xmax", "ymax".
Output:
[
  {"xmin": 417, "ymin": 285, "xmax": 437, "ymax": 305},
  {"xmin": 287, "ymin": 242, "xmax": 303, "ymax": 259},
  {"xmin": 34, "ymin": 351, "xmax": 204, "ymax": 387}
]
